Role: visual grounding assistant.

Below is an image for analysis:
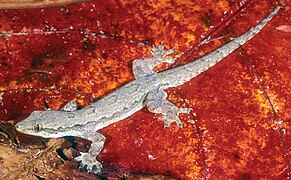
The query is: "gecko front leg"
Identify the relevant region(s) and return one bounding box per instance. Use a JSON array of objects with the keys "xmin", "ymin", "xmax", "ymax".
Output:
[
  {"xmin": 133, "ymin": 45, "xmax": 176, "ymax": 79},
  {"xmin": 146, "ymin": 87, "xmax": 191, "ymax": 128},
  {"xmin": 74, "ymin": 124, "xmax": 106, "ymax": 174}
]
